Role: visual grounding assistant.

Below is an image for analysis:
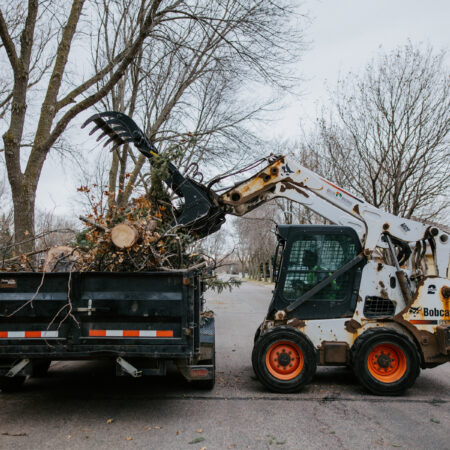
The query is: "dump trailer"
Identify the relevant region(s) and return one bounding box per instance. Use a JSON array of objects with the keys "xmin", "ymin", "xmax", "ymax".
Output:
[{"xmin": 0, "ymin": 270, "xmax": 215, "ymax": 391}]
